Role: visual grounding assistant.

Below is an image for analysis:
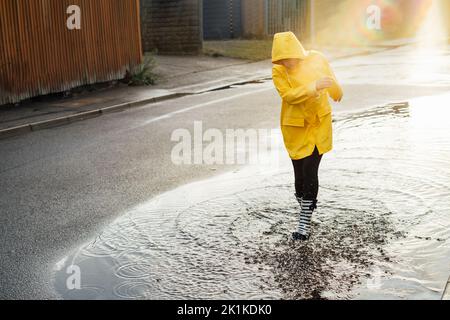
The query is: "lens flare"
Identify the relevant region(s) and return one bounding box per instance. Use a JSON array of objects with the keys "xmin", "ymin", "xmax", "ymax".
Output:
[
  {"xmin": 313, "ymin": 0, "xmax": 447, "ymax": 47},
  {"xmin": 408, "ymin": 0, "xmax": 449, "ymax": 84},
  {"xmin": 415, "ymin": 0, "xmax": 448, "ymax": 44}
]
